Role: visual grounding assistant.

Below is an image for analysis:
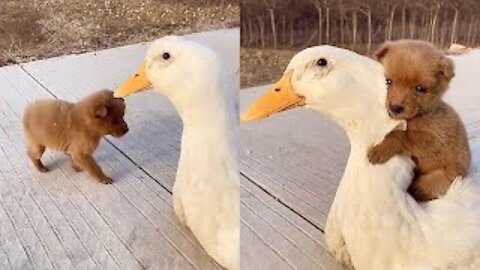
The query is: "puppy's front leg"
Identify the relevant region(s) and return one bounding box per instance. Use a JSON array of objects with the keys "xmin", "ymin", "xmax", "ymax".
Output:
[
  {"xmin": 368, "ymin": 130, "xmax": 407, "ymax": 164},
  {"xmin": 70, "ymin": 158, "xmax": 84, "ymax": 172},
  {"xmin": 72, "ymin": 154, "xmax": 112, "ymax": 184}
]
